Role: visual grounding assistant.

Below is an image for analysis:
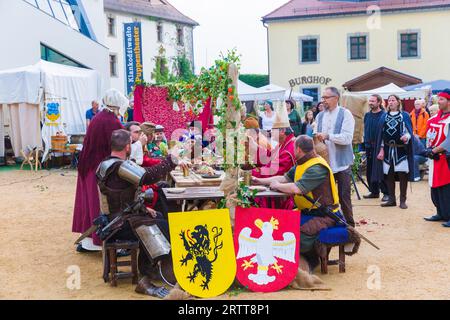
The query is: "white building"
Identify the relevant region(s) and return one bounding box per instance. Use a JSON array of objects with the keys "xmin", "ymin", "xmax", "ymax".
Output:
[
  {"xmin": 0, "ymin": 0, "xmax": 110, "ymax": 89},
  {"xmin": 104, "ymin": 0, "xmax": 198, "ymax": 94}
]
